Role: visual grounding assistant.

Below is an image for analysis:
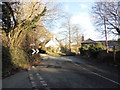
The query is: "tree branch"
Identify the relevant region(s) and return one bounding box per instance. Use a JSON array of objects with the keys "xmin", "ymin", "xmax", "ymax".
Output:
[{"xmin": 4, "ymin": 2, "xmax": 17, "ymax": 28}]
